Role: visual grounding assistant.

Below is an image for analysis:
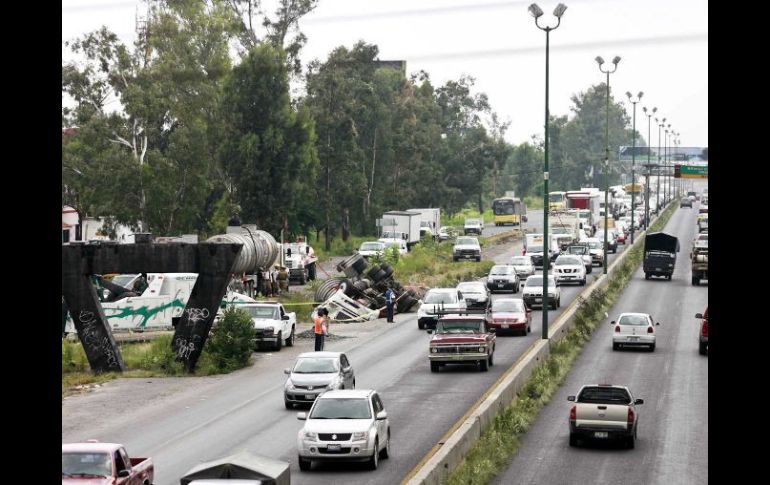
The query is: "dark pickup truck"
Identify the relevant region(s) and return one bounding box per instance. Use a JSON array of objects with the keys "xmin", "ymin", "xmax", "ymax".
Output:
[{"xmin": 643, "ymin": 232, "xmax": 679, "ymax": 281}]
